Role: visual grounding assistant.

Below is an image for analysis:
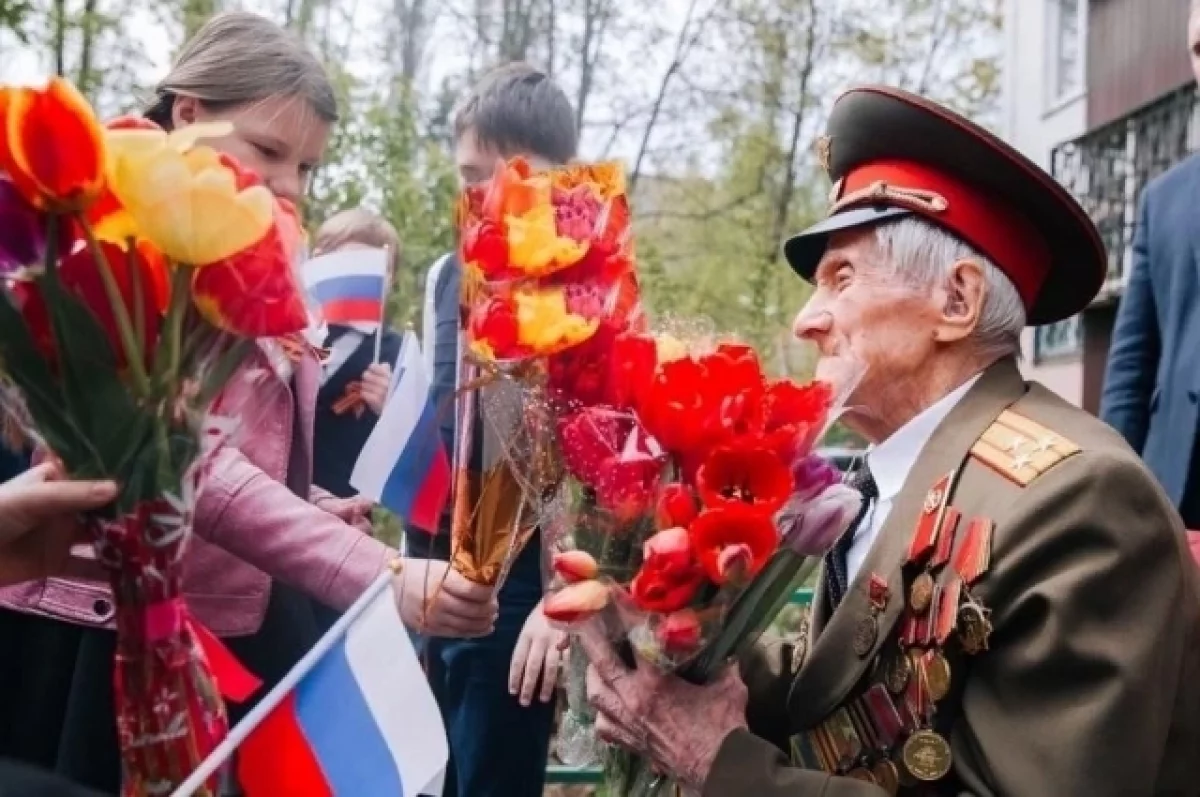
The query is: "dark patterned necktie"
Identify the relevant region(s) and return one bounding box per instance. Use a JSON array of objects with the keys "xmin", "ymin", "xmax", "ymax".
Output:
[{"xmin": 823, "ymin": 462, "xmax": 879, "ymax": 611}]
